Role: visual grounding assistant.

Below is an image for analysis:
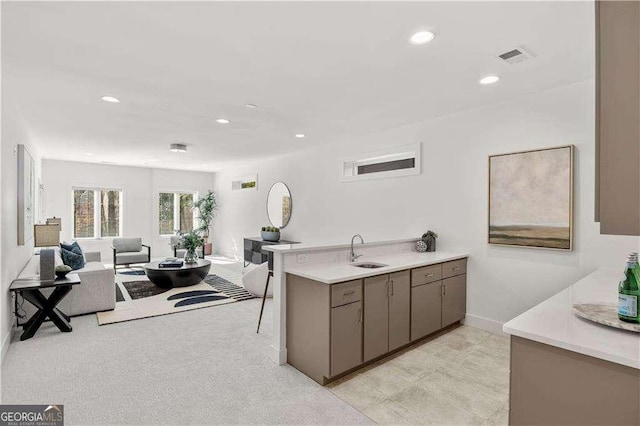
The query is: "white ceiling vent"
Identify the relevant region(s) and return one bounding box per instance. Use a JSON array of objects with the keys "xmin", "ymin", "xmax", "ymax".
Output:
[{"xmin": 497, "ymin": 46, "xmax": 535, "ymax": 64}]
